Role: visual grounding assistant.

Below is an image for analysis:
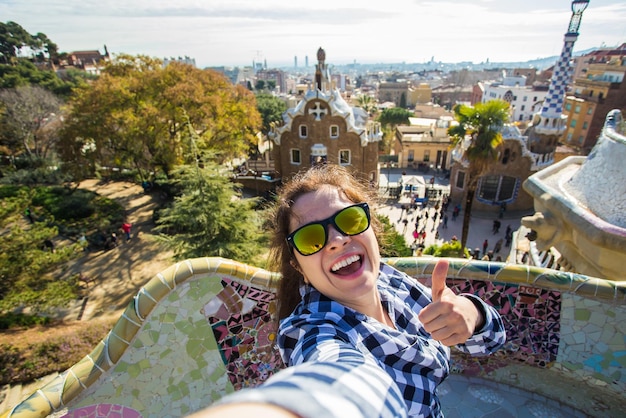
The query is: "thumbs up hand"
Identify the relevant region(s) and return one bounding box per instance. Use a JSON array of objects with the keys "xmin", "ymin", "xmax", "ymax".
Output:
[{"xmin": 418, "ymin": 259, "xmax": 484, "ymax": 346}]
